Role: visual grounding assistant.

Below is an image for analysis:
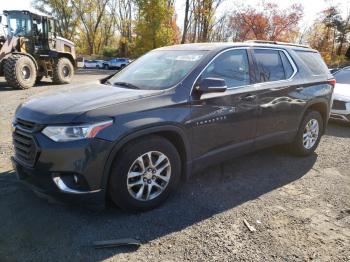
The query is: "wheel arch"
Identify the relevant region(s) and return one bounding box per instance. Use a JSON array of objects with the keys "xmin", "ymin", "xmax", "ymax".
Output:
[
  {"xmin": 101, "ymin": 125, "xmax": 192, "ymax": 193},
  {"xmin": 57, "ymin": 52, "xmax": 76, "ymax": 68},
  {"xmin": 301, "ymin": 100, "xmax": 329, "ymax": 134}
]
